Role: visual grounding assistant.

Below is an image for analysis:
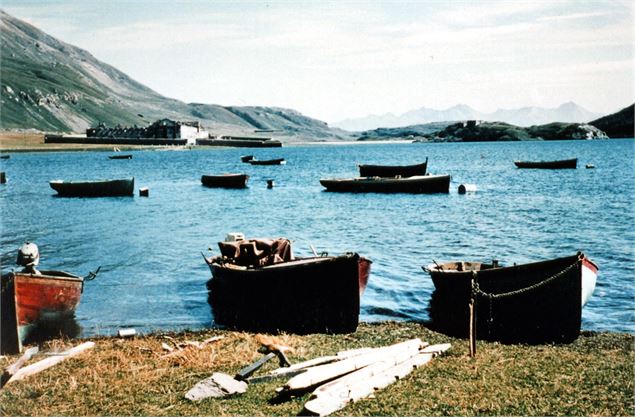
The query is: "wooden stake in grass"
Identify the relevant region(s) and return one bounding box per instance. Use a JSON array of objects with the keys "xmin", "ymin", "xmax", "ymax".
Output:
[{"xmin": 470, "ymin": 272, "xmax": 477, "ymax": 358}]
